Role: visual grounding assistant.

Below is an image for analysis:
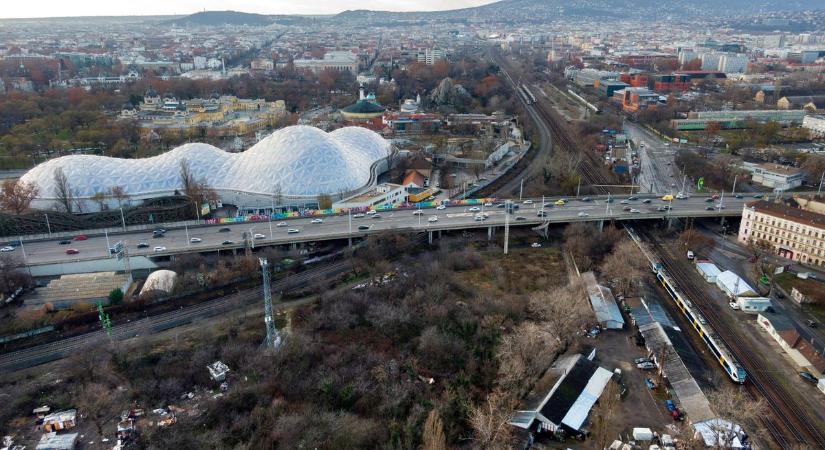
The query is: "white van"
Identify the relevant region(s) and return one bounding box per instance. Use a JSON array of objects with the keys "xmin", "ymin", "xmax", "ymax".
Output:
[{"xmin": 687, "ymin": 251, "xmax": 694, "ymax": 260}]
